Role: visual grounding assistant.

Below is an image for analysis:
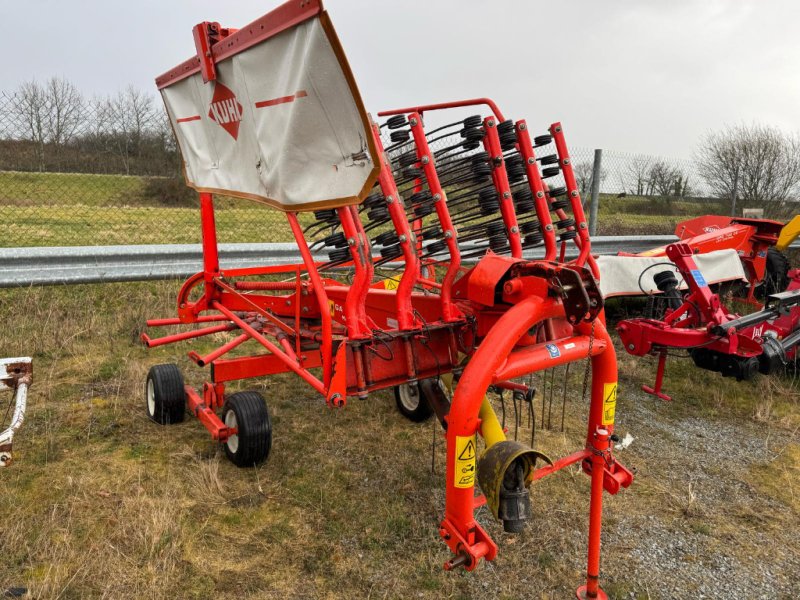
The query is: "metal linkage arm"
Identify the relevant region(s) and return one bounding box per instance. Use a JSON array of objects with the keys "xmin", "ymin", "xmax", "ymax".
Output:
[{"xmin": 0, "ymin": 357, "xmax": 32, "ymax": 467}]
